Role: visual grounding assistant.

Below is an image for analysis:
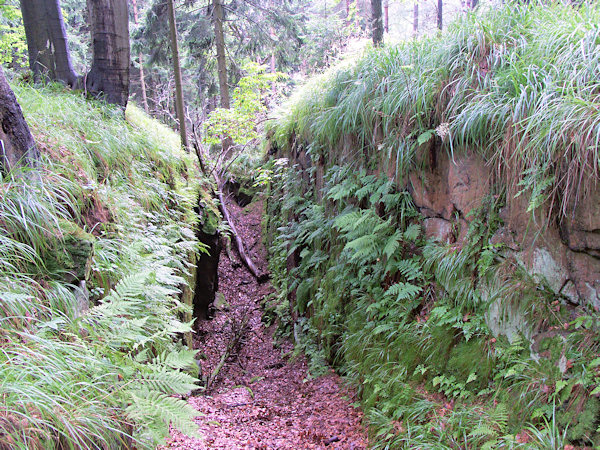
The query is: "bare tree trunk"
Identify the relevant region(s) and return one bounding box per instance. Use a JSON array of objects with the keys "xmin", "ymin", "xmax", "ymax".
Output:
[
  {"xmin": 86, "ymin": 0, "xmax": 130, "ymax": 108},
  {"xmin": 270, "ymin": 28, "xmax": 276, "ymax": 74},
  {"xmin": 0, "ymin": 67, "xmax": 39, "ymax": 173},
  {"xmin": 167, "ymin": 0, "xmax": 189, "ymax": 150},
  {"xmin": 384, "ymin": 1, "xmax": 389, "ymax": 33},
  {"xmin": 437, "ymin": 0, "xmax": 443, "ymax": 29},
  {"xmin": 413, "ymin": 0, "xmax": 419, "ymax": 38},
  {"xmin": 131, "ymin": 0, "xmax": 149, "ymax": 113},
  {"xmin": 371, "ymin": 0, "xmax": 384, "ymax": 46},
  {"xmin": 213, "ymin": 0, "xmax": 229, "ymax": 109},
  {"xmin": 345, "ymin": 0, "xmax": 350, "ymax": 15},
  {"xmin": 19, "ymin": 0, "xmax": 79, "ymax": 86}
]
